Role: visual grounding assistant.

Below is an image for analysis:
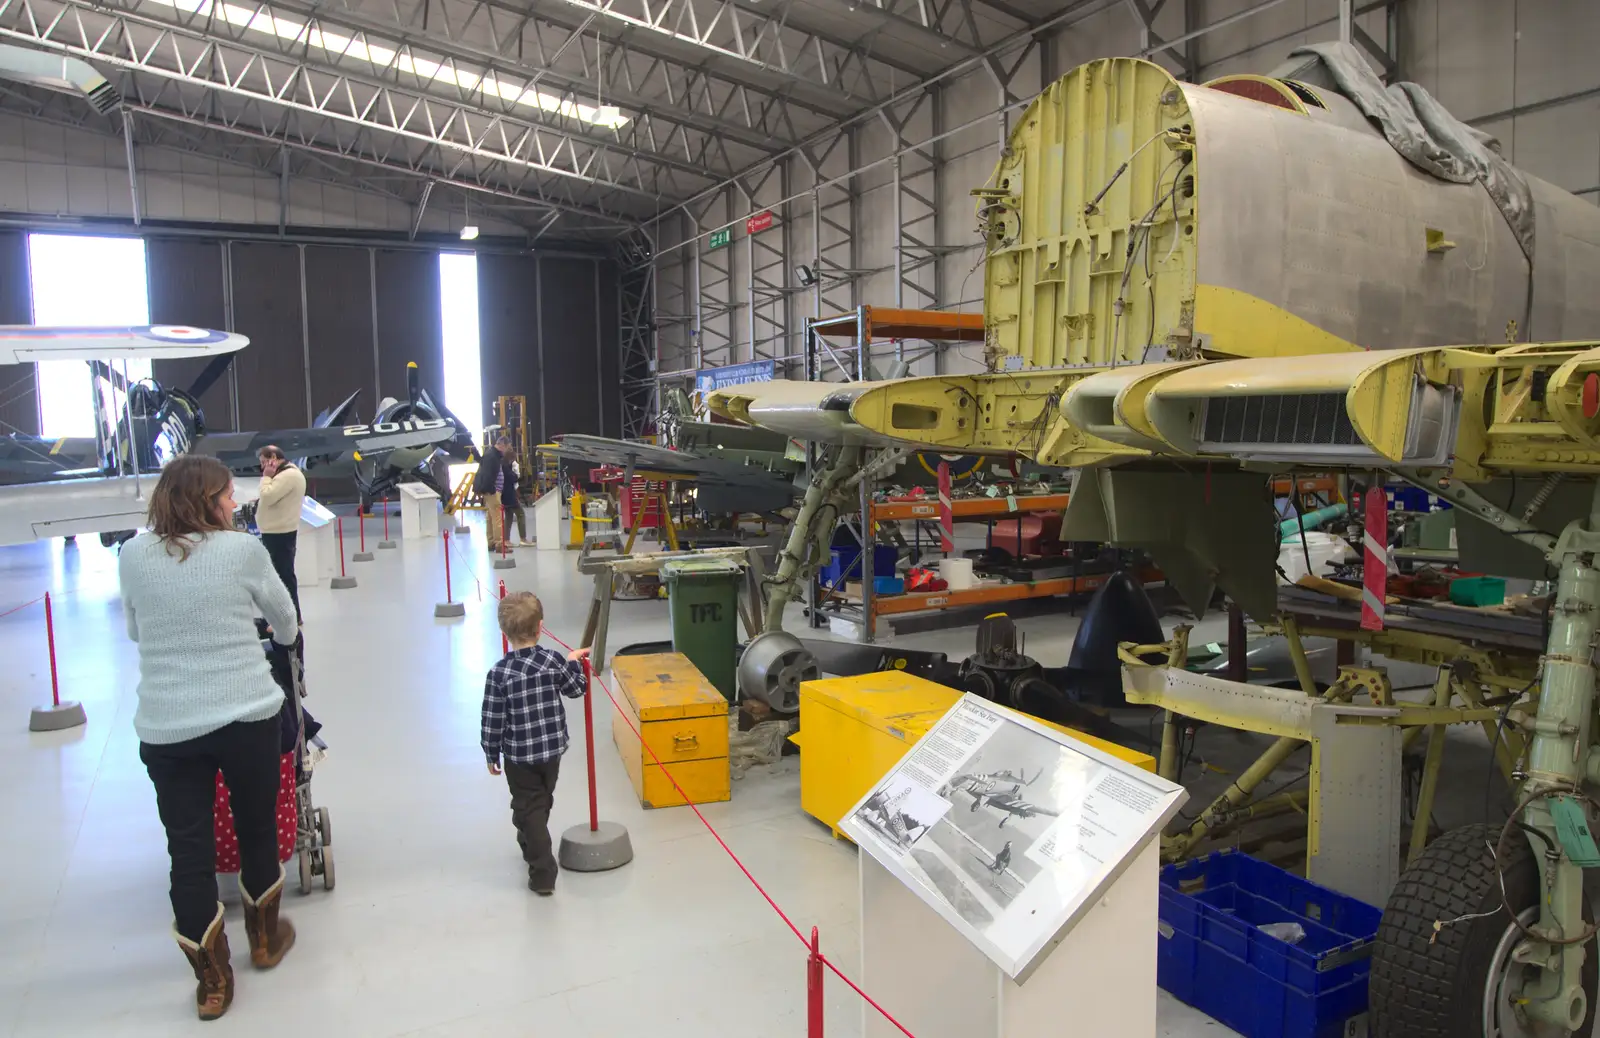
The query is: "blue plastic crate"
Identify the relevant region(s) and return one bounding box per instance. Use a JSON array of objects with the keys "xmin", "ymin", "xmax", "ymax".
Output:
[
  {"xmin": 1158, "ymin": 851, "xmax": 1381, "ymax": 1038},
  {"xmin": 818, "ymin": 545, "xmax": 898, "ymax": 589}
]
